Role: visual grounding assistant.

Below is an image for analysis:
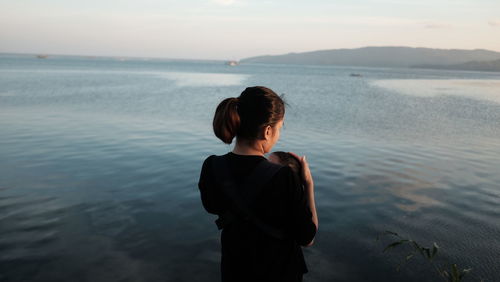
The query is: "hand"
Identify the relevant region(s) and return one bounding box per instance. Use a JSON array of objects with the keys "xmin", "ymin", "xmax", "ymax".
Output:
[{"xmin": 288, "ymin": 152, "xmax": 314, "ymax": 187}]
